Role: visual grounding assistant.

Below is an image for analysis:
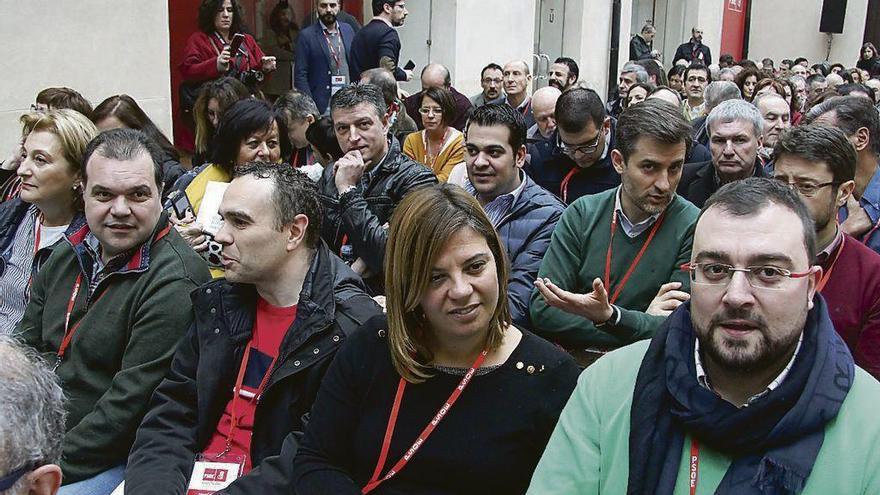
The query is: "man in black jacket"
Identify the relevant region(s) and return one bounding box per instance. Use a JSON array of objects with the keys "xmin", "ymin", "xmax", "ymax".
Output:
[
  {"xmin": 124, "ymin": 162, "xmax": 382, "ymax": 494},
  {"xmin": 464, "ymin": 104, "xmax": 565, "ymax": 330},
  {"xmin": 349, "ymin": 0, "xmax": 412, "ymax": 82},
  {"xmin": 319, "ymin": 84, "xmax": 437, "ymax": 292},
  {"xmin": 678, "ymin": 99, "xmax": 766, "ymax": 207},
  {"xmin": 629, "ymin": 24, "xmax": 657, "ymax": 62},
  {"xmin": 673, "ymin": 27, "xmax": 712, "ymax": 66}
]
